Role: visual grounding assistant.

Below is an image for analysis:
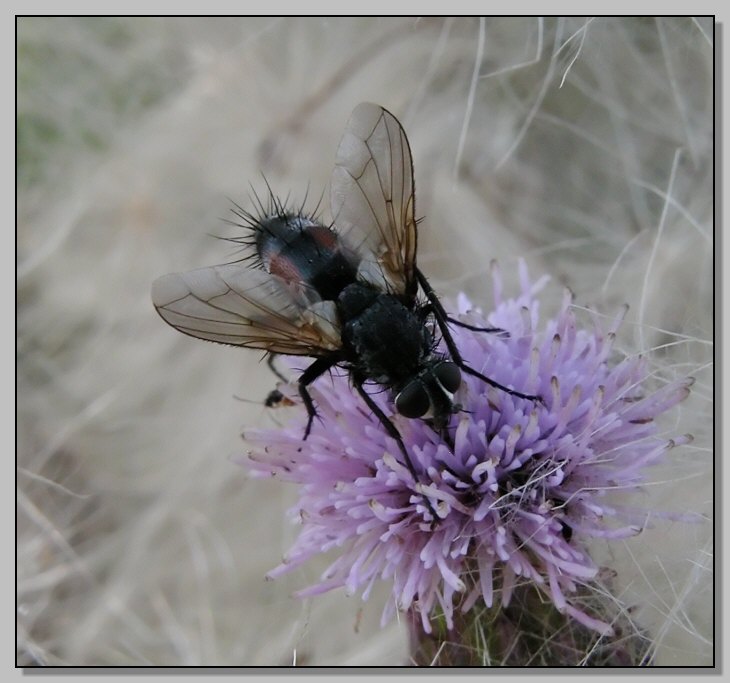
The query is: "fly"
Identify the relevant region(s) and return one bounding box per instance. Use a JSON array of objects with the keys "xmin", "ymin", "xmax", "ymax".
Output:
[{"xmin": 152, "ymin": 103, "xmax": 541, "ymax": 517}]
